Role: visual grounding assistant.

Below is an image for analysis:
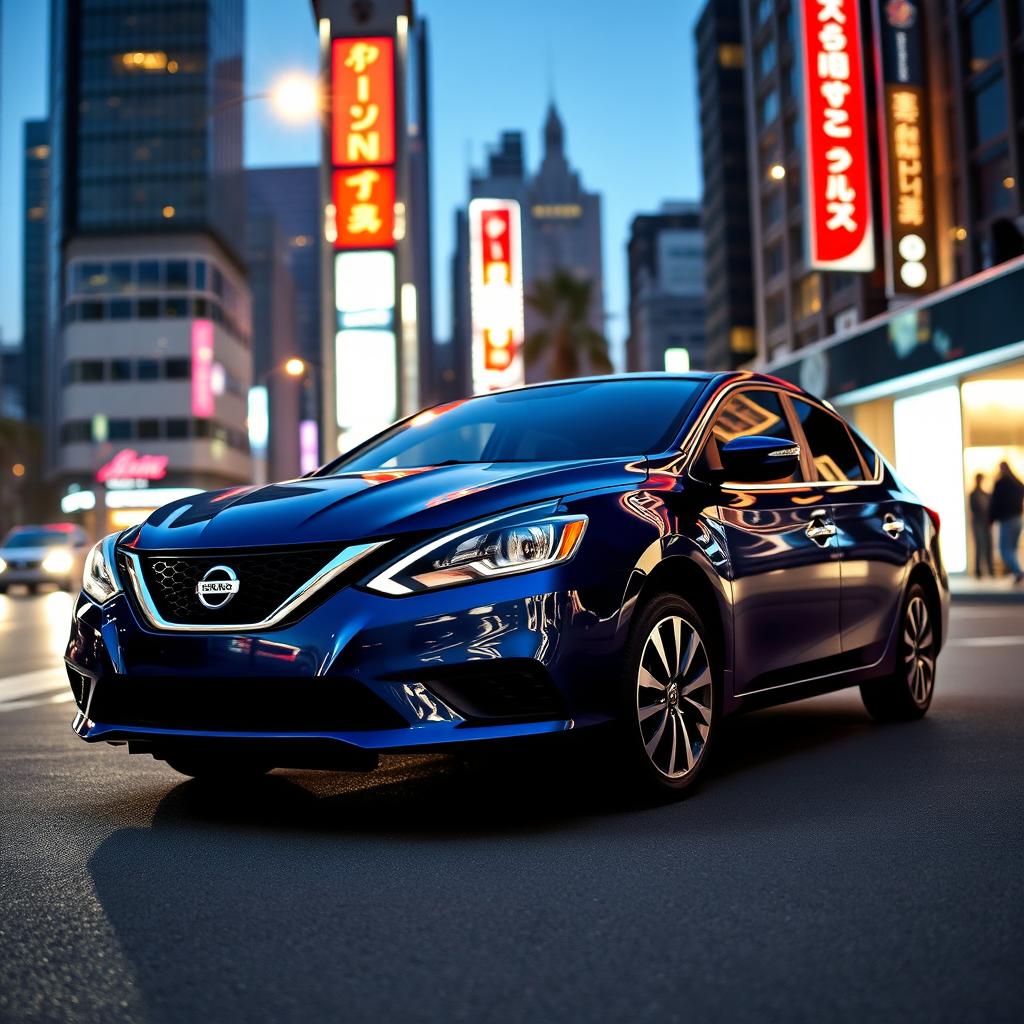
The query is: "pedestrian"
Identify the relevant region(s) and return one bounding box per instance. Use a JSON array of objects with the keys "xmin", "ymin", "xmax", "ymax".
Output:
[
  {"xmin": 969, "ymin": 473, "xmax": 994, "ymax": 578},
  {"xmin": 989, "ymin": 460, "xmax": 1024, "ymax": 584}
]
